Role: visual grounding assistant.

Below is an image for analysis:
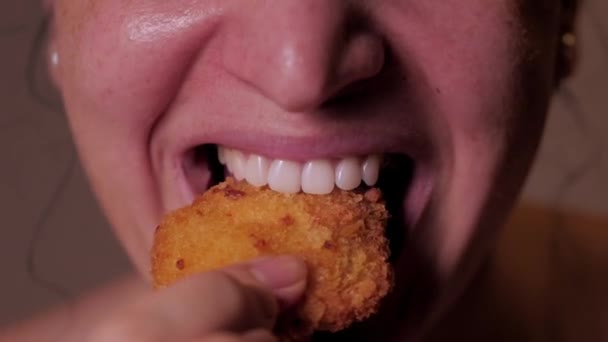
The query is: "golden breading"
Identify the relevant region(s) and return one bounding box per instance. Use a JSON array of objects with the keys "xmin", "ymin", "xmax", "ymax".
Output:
[{"xmin": 151, "ymin": 178, "xmax": 392, "ymax": 339}]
